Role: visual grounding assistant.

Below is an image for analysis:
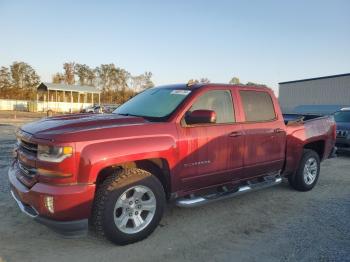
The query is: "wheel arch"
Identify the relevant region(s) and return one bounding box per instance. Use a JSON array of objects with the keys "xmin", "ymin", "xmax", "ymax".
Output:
[
  {"xmin": 303, "ymin": 140, "xmax": 325, "ymax": 160},
  {"xmin": 95, "ymin": 158, "xmax": 171, "ymax": 199}
]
